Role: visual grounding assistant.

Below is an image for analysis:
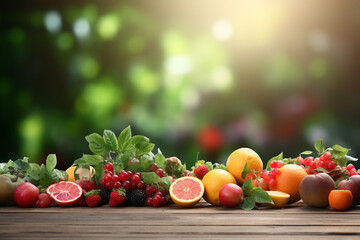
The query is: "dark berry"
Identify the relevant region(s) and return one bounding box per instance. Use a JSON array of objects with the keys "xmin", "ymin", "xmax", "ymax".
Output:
[
  {"xmin": 99, "ymin": 187, "xmax": 111, "ymax": 204},
  {"xmin": 127, "ymin": 189, "xmax": 147, "ymax": 206}
]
